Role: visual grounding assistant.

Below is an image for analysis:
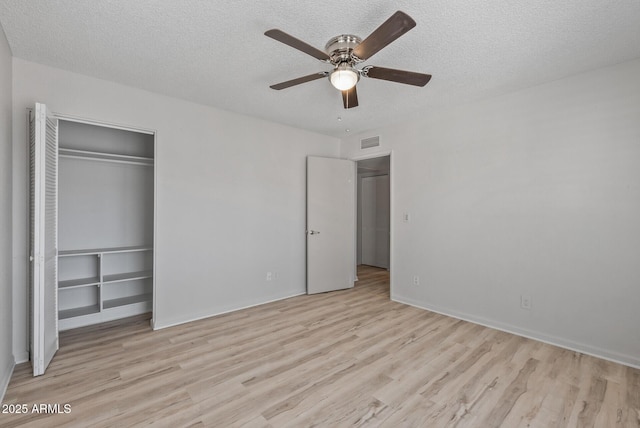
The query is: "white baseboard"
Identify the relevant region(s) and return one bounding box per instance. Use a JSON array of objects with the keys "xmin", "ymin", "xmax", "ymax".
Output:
[
  {"xmin": 393, "ymin": 294, "xmax": 640, "ymax": 370},
  {"xmin": 13, "ymin": 351, "xmax": 28, "ymax": 364},
  {"xmin": 0, "ymin": 357, "xmax": 16, "ymax": 403},
  {"xmin": 153, "ymin": 291, "xmax": 306, "ymax": 330}
]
